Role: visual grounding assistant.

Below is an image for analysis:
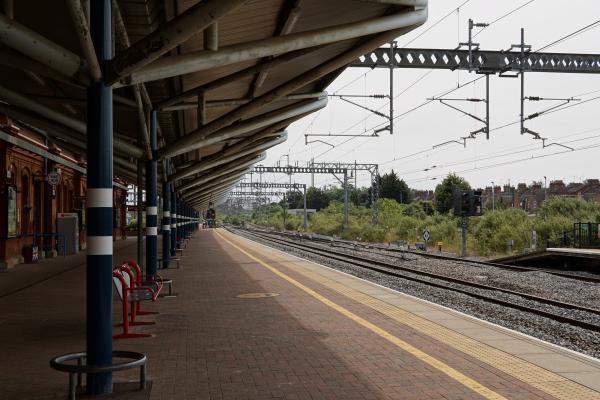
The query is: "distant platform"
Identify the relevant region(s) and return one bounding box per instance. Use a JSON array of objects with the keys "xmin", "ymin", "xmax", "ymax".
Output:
[{"xmin": 493, "ymin": 247, "xmax": 600, "ymax": 268}]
